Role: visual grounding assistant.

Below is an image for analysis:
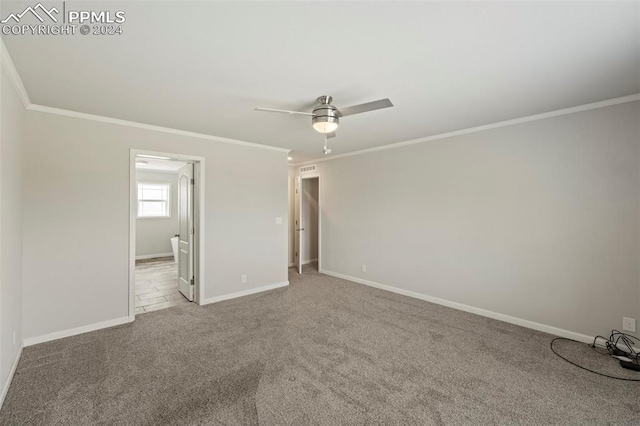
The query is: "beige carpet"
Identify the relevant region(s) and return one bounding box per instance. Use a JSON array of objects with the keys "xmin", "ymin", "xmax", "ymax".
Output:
[{"xmin": 1, "ymin": 265, "xmax": 639, "ymax": 425}]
